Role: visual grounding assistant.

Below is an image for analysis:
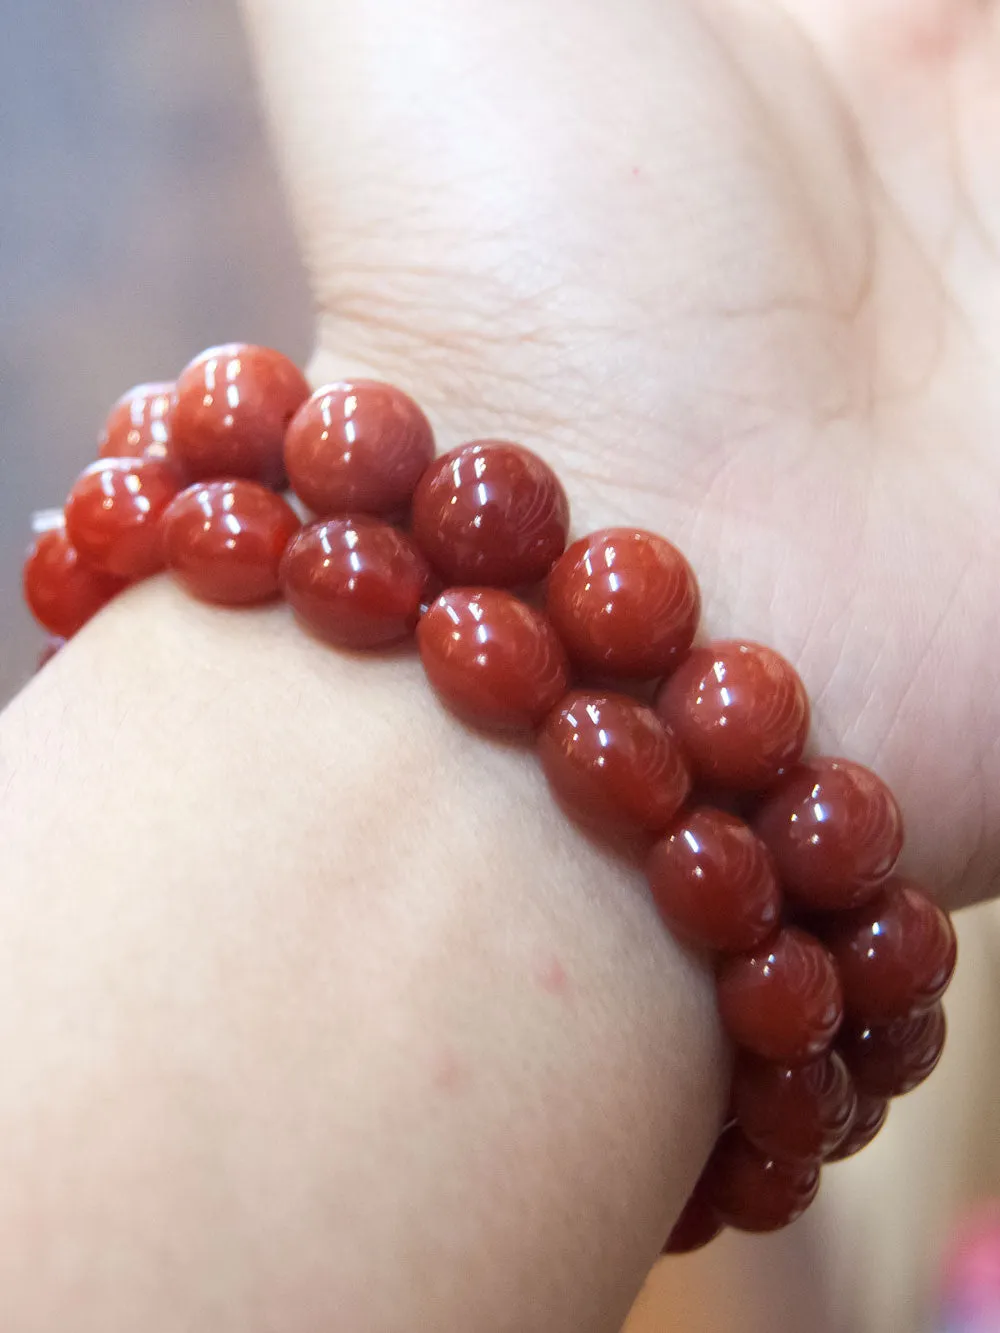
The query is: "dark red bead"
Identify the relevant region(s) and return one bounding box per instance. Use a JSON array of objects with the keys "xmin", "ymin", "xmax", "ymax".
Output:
[
  {"xmin": 716, "ymin": 927, "xmax": 843, "ymax": 1064},
  {"xmin": 545, "ymin": 528, "xmax": 700, "ymax": 679},
  {"xmin": 23, "ymin": 526, "xmax": 126, "ymax": 638},
  {"xmin": 417, "ymin": 589, "xmax": 569, "ymax": 732},
  {"xmin": 702, "ymin": 1127, "xmax": 820, "ymax": 1233},
  {"xmin": 838, "ymin": 1004, "xmax": 946, "ymax": 1098},
  {"xmin": 65, "ymin": 457, "xmax": 184, "ymax": 580},
  {"xmin": 284, "ymin": 381, "xmax": 435, "ymax": 517},
  {"xmin": 646, "ymin": 808, "xmax": 781, "ymax": 953},
  {"xmin": 655, "ymin": 640, "xmax": 809, "ymax": 791},
  {"xmin": 410, "ymin": 441, "xmax": 569, "ymax": 586},
  {"xmin": 663, "ymin": 1183, "xmax": 722, "ymax": 1255},
  {"xmin": 732, "ymin": 1051, "xmax": 856, "ymax": 1163},
  {"xmin": 819, "ymin": 878, "xmax": 956, "ymax": 1023},
  {"xmin": 754, "ymin": 758, "xmax": 904, "ymax": 910},
  {"xmin": 168, "ymin": 343, "xmax": 309, "ymax": 487},
  {"xmin": 281, "ymin": 517, "xmax": 431, "ymax": 649},
  {"xmin": 163, "ymin": 480, "xmax": 300, "ymax": 604},
  {"xmin": 98, "ymin": 381, "xmax": 174, "ymax": 460},
  {"xmin": 538, "ymin": 691, "xmax": 690, "ymax": 835},
  {"xmin": 825, "ymin": 1091, "xmax": 889, "ymax": 1162}
]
